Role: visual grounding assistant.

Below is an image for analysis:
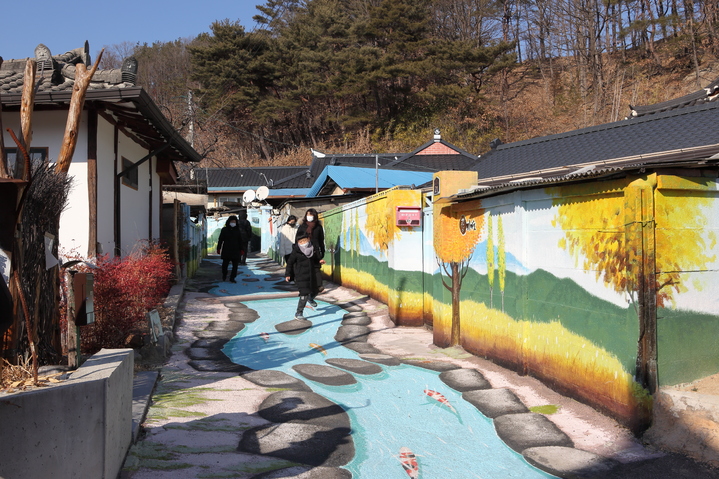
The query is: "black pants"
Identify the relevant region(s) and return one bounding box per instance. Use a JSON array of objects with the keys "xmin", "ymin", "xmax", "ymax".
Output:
[
  {"xmin": 240, "ymin": 242, "xmax": 249, "ymax": 265},
  {"xmin": 222, "ymin": 258, "xmax": 239, "ymax": 280},
  {"xmin": 295, "ymin": 294, "xmax": 316, "ymax": 316}
]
